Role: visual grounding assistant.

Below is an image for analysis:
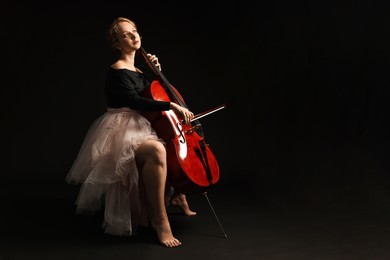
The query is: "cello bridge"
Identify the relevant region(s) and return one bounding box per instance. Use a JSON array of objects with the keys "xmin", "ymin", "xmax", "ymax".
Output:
[{"xmin": 186, "ymin": 124, "xmax": 201, "ymax": 134}]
